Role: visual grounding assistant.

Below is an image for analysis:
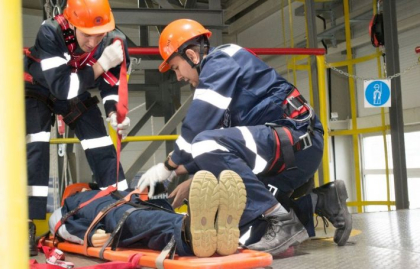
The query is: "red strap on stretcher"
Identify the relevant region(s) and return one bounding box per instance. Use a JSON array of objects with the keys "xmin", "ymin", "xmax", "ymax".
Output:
[
  {"xmin": 114, "ymin": 38, "xmax": 129, "ymax": 190},
  {"xmin": 53, "ymin": 185, "xmax": 117, "ymax": 242},
  {"xmin": 29, "ymin": 253, "xmax": 142, "ymax": 269},
  {"xmin": 82, "ymin": 189, "xmax": 142, "ymax": 255}
]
